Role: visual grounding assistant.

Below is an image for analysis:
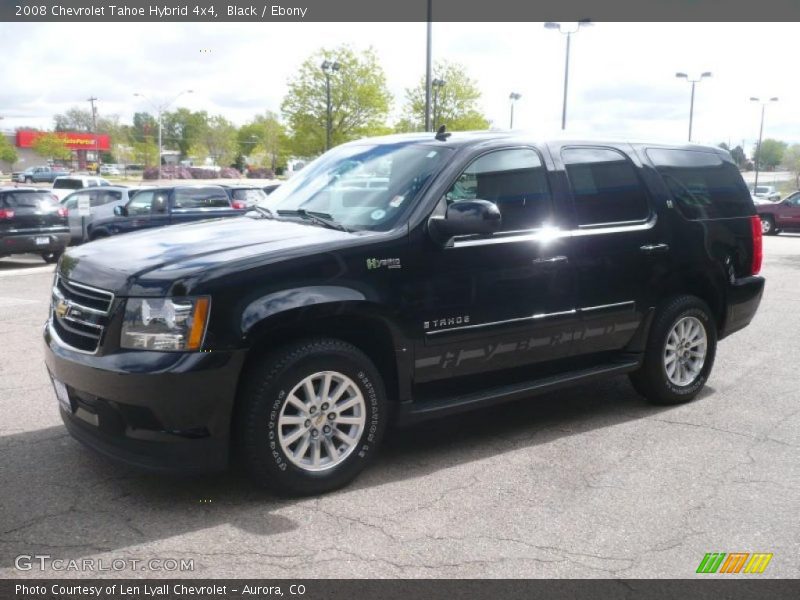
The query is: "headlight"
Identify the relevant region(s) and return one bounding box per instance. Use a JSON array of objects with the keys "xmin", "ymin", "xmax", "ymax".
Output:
[{"xmin": 121, "ymin": 297, "xmax": 210, "ymax": 351}]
